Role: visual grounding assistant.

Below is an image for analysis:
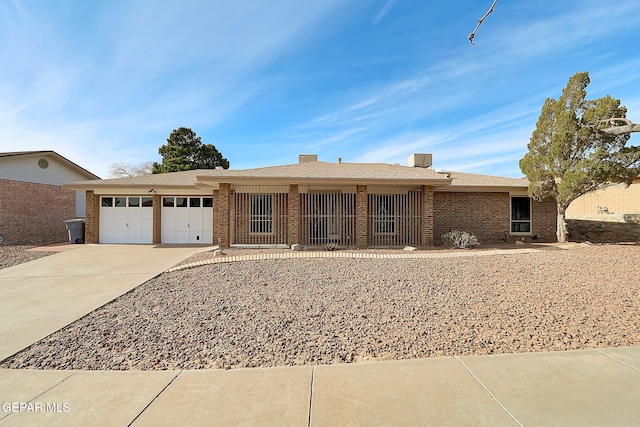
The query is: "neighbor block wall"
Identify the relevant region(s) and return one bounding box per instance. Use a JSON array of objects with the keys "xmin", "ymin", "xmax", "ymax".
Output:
[
  {"xmin": 0, "ymin": 179, "xmax": 76, "ymax": 244},
  {"xmin": 566, "ymin": 180, "xmax": 640, "ymax": 218}
]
